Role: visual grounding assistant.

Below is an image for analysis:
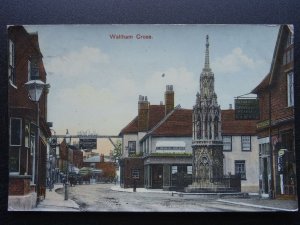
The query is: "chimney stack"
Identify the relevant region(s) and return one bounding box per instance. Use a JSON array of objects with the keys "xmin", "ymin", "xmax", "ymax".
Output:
[
  {"xmin": 165, "ymin": 85, "xmax": 174, "ymax": 115},
  {"xmin": 138, "ymin": 95, "xmax": 149, "ymax": 132}
]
